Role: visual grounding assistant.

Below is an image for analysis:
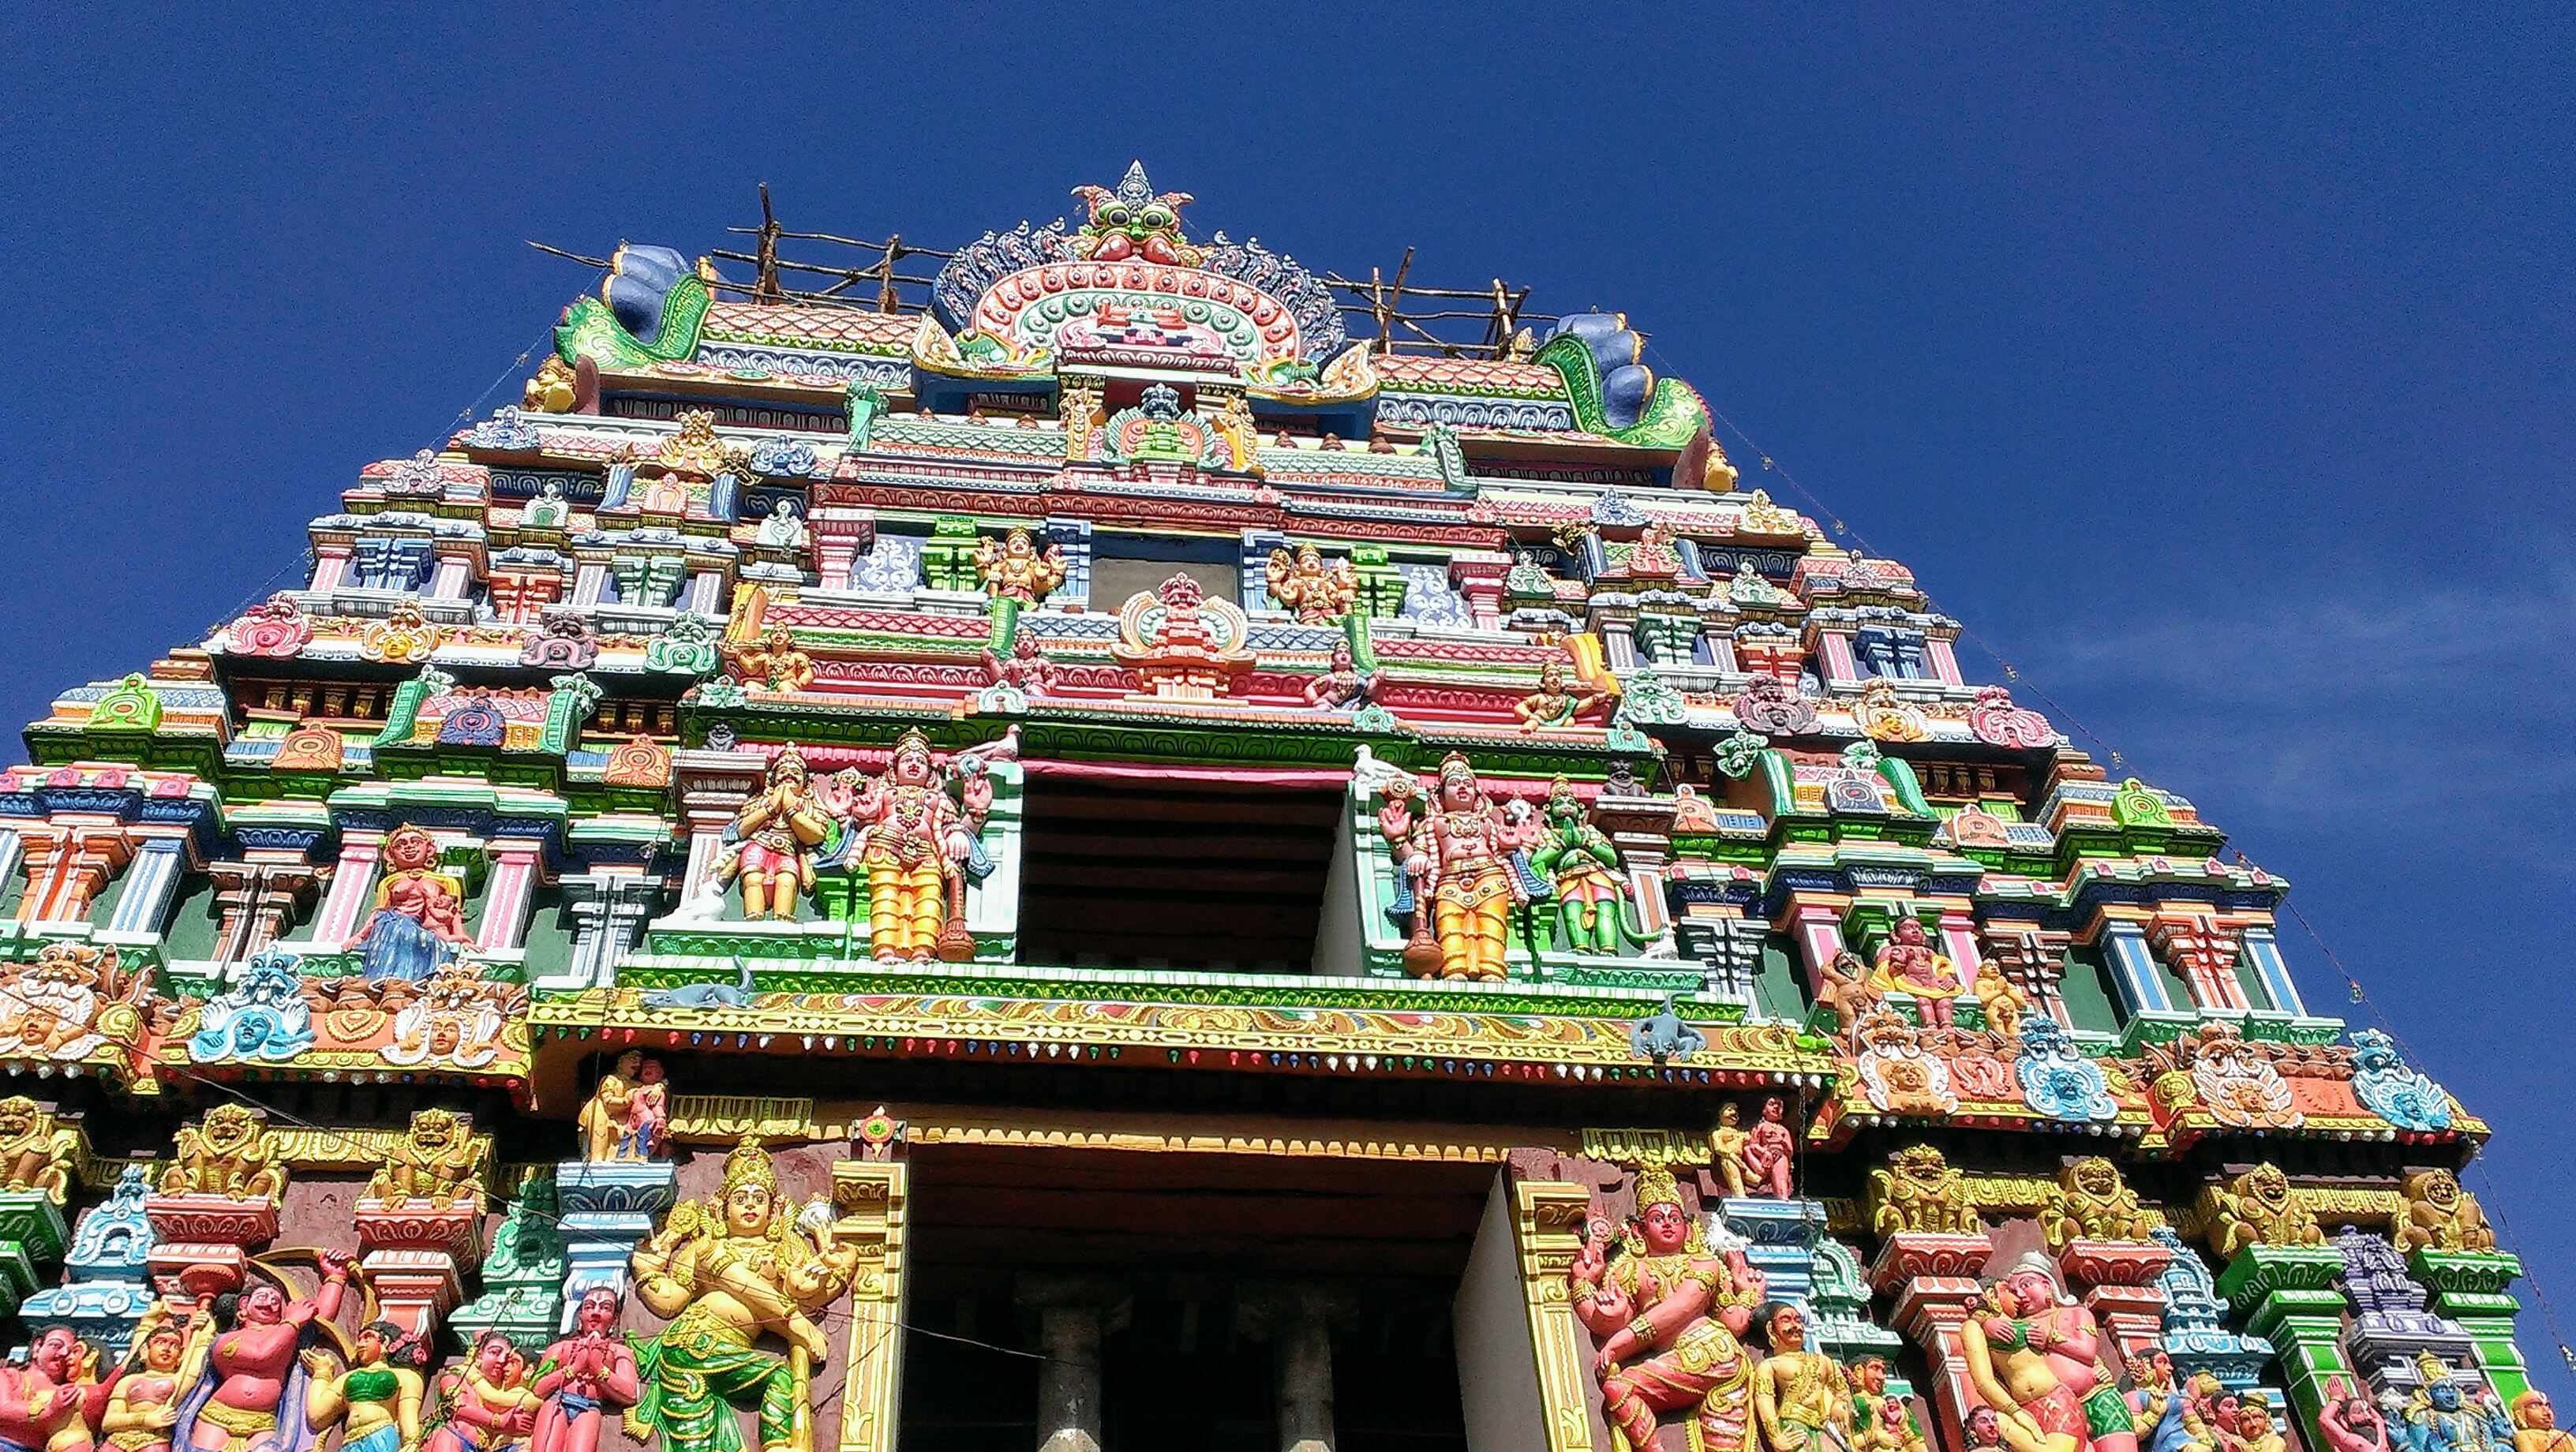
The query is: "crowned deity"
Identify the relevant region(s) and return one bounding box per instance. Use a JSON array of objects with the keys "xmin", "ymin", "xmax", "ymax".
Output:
[
  {"xmin": 723, "ymin": 748, "xmax": 831, "ymax": 922},
  {"xmin": 1377, "ymin": 754, "xmax": 1546, "ymax": 982},
  {"xmin": 1867, "ymin": 918, "xmax": 1964, "ymax": 1029},
  {"xmin": 1567, "ymin": 1167, "xmax": 1767, "ymax": 1452},
  {"xmin": 970, "ymin": 528, "xmax": 1068, "ymax": 607},
  {"xmin": 1527, "ymin": 776, "xmax": 1646, "ymax": 953},
  {"xmin": 349, "ymin": 825, "xmax": 472, "ymax": 982},
  {"xmin": 1264, "ymin": 543, "xmax": 1357, "ymax": 623},
  {"xmin": 2511, "ymin": 1394, "xmax": 2574, "ymax": 1452},
  {"xmin": 627, "ymin": 1140, "xmax": 860, "ymax": 1452},
  {"xmin": 833, "ymin": 730, "xmax": 987, "ymax": 963},
  {"xmin": 2400, "ymin": 1358, "xmax": 2511, "ymax": 1452},
  {"xmin": 1515, "ymin": 659, "xmax": 1609, "ymax": 732},
  {"xmin": 1959, "ymin": 1254, "xmax": 2136, "ymax": 1452}
]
